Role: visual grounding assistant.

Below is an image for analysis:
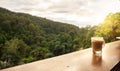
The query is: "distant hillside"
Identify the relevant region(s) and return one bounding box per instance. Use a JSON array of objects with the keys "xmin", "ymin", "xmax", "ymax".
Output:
[{"xmin": 0, "ymin": 7, "xmax": 83, "ymax": 69}]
